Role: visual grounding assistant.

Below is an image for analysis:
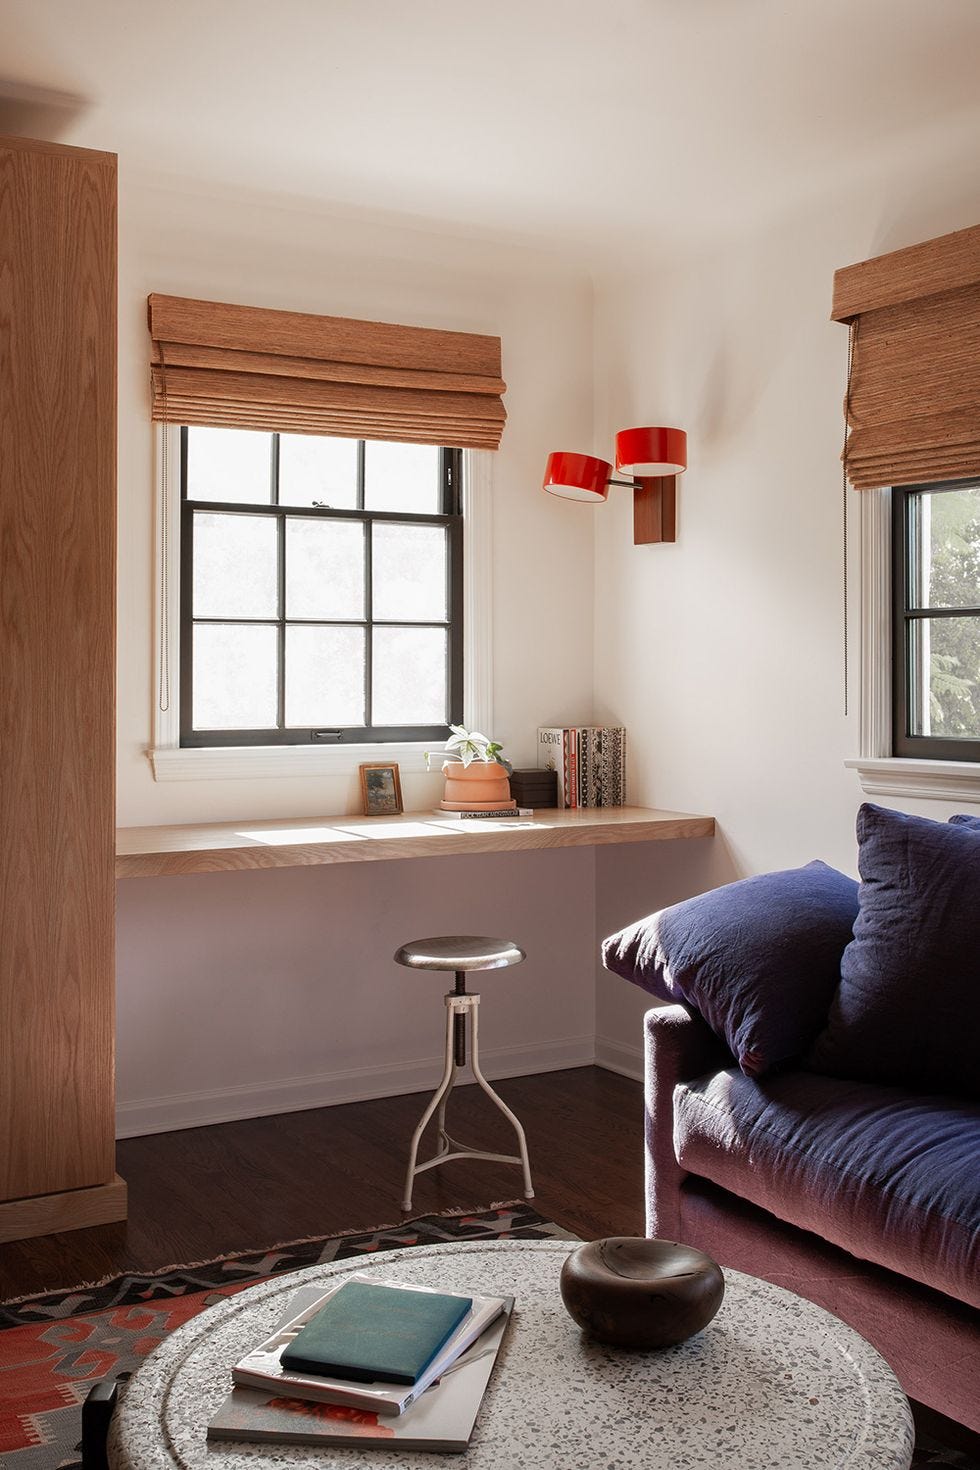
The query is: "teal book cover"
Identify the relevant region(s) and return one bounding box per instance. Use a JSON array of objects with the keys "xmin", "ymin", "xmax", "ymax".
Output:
[{"xmin": 279, "ymin": 1280, "xmax": 472, "ymax": 1385}]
